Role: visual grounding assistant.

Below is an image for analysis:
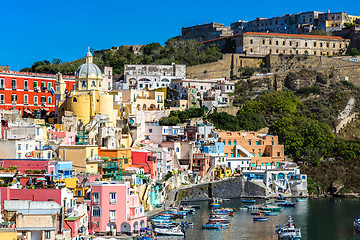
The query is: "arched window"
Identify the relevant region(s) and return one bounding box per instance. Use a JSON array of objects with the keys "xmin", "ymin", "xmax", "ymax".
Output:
[
  {"xmin": 250, "ymin": 39, "xmax": 253, "ymax": 44},
  {"xmin": 99, "ymin": 81, "xmax": 102, "ymax": 88},
  {"xmin": 81, "ymin": 81, "xmax": 86, "ymax": 88},
  {"xmin": 305, "ymin": 42, "xmax": 308, "ymax": 47},
  {"xmin": 73, "ymin": 97, "xmax": 77, "ymax": 102},
  {"xmin": 176, "ymin": 147, "xmax": 180, "ymax": 153},
  {"xmin": 250, "ymin": 48, "xmax": 253, "ymax": 53},
  {"xmin": 93, "ymin": 206, "xmax": 101, "ymax": 217},
  {"xmin": 91, "ymin": 81, "xmax": 96, "ymax": 87}
]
